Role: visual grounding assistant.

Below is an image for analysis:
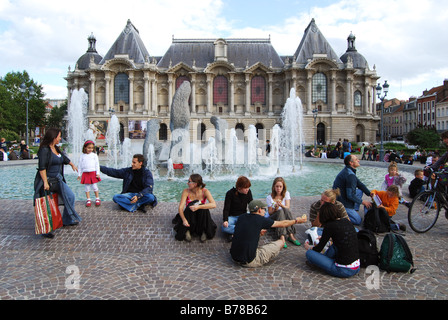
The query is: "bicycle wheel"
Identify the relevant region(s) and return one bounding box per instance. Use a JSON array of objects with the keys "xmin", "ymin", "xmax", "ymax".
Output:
[{"xmin": 408, "ymin": 191, "xmax": 440, "ymax": 233}]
